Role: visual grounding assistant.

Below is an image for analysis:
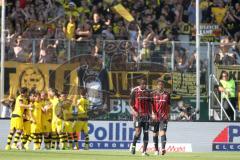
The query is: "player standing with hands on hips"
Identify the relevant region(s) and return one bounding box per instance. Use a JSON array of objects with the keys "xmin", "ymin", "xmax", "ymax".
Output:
[
  {"xmin": 130, "ymin": 78, "xmax": 151, "ymax": 156},
  {"xmin": 151, "ymin": 78, "xmax": 170, "ymax": 155}
]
